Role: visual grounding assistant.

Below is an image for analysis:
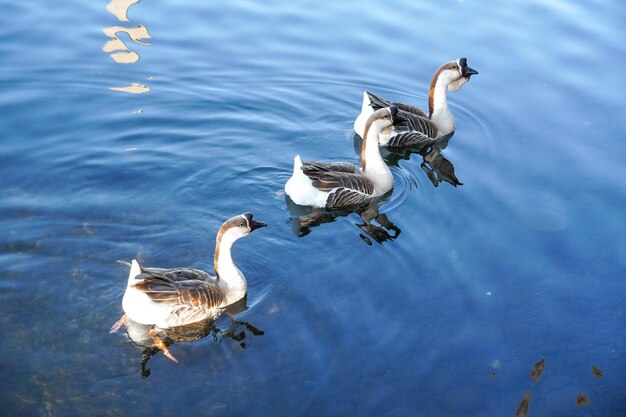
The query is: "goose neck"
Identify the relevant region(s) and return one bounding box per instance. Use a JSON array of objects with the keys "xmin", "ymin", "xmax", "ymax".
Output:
[
  {"xmin": 361, "ymin": 121, "xmax": 393, "ymax": 193},
  {"xmin": 428, "ymin": 74, "xmax": 455, "ymax": 135},
  {"xmin": 213, "ymin": 229, "xmax": 247, "ymax": 301}
]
